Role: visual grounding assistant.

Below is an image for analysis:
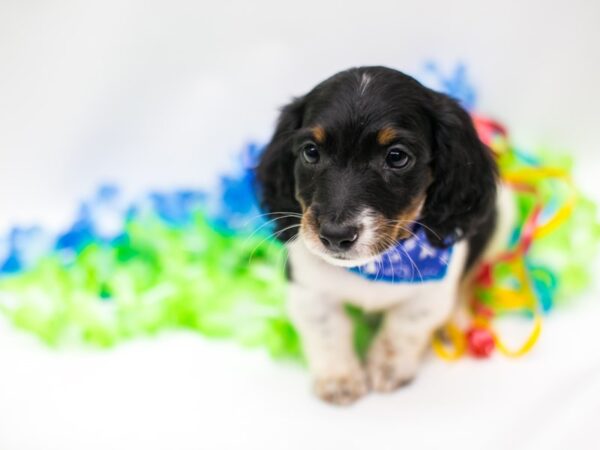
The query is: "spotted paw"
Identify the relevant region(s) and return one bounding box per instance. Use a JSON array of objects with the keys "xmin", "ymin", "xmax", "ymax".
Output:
[
  {"xmin": 367, "ymin": 337, "xmax": 419, "ymax": 392},
  {"xmin": 313, "ymin": 370, "xmax": 368, "ymax": 405},
  {"xmin": 367, "ymin": 358, "xmax": 416, "ymax": 392}
]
